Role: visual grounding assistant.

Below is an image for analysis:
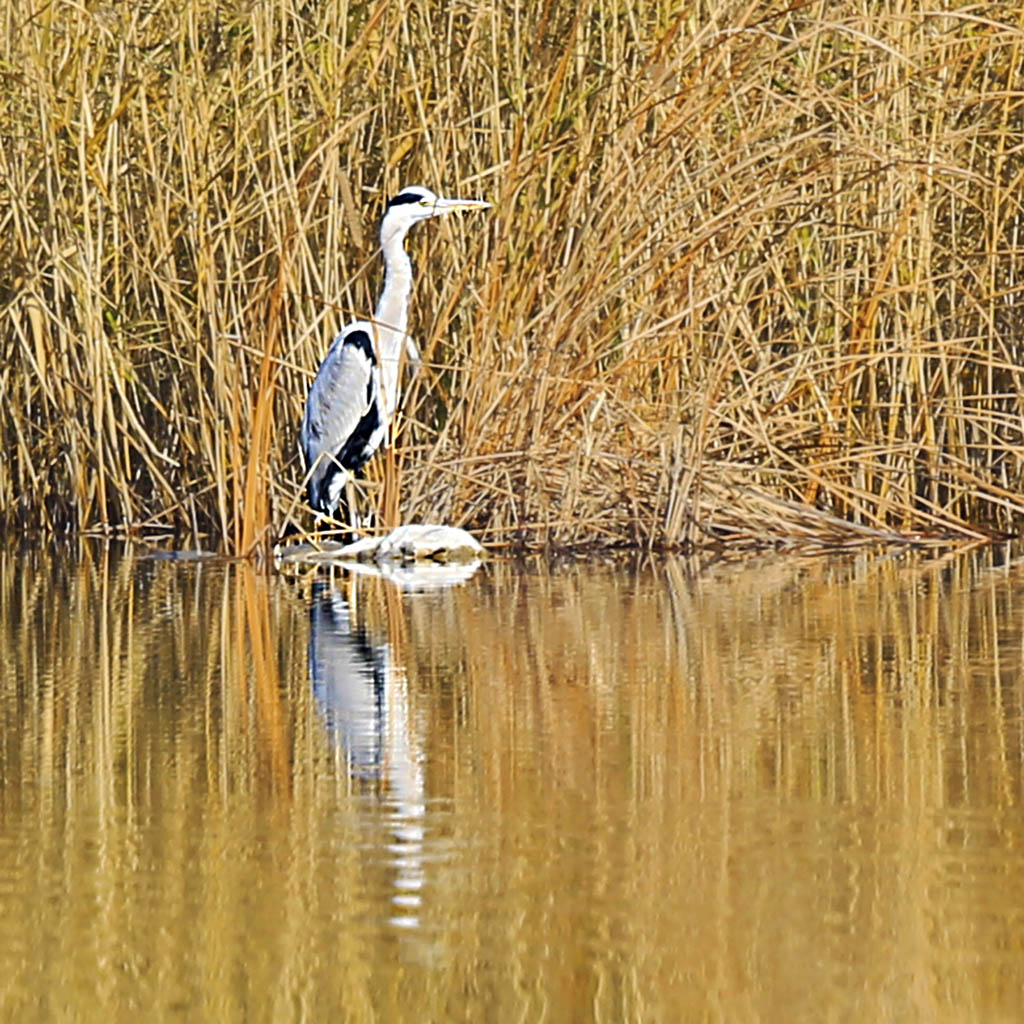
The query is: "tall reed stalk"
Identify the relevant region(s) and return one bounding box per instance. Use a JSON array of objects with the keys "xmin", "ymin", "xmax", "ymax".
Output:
[{"xmin": 3, "ymin": 1, "xmax": 1024, "ymax": 551}]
